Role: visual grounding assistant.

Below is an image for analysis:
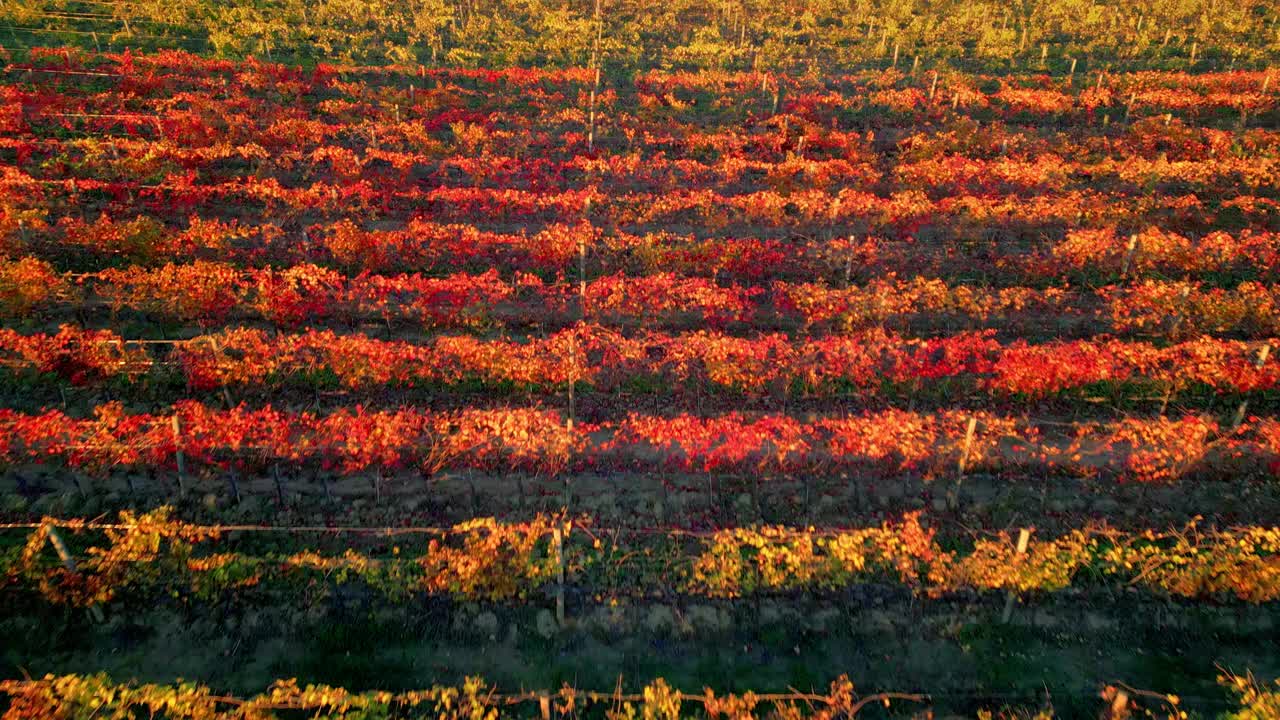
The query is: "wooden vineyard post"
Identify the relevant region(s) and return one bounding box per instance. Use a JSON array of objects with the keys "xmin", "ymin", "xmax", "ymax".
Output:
[
  {"xmin": 227, "ymin": 467, "xmax": 241, "ymax": 504},
  {"xmin": 1157, "ymin": 284, "xmax": 1192, "ymax": 409},
  {"xmin": 1262, "ymin": 71, "xmax": 1272, "ymax": 95},
  {"xmin": 1068, "ymin": 57, "xmax": 1077, "ymax": 83},
  {"xmin": 1188, "ymin": 41, "xmax": 1197, "ymax": 66},
  {"xmin": 566, "ymin": 333, "xmax": 576, "ymax": 434},
  {"xmin": 947, "ymin": 416, "xmax": 978, "ymax": 509},
  {"xmin": 468, "ymin": 470, "xmax": 479, "ymax": 516},
  {"xmin": 958, "ymin": 415, "xmax": 977, "ymax": 473},
  {"xmin": 1167, "ymin": 284, "xmax": 1192, "ymax": 337},
  {"xmin": 539, "ymin": 693, "xmax": 552, "ymax": 720},
  {"xmin": 566, "ymin": 198, "xmax": 590, "ymax": 436},
  {"xmin": 579, "ymin": 220, "xmax": 588, "ymax": 305},
  {"xmin": 273, "ymin": 464, "xmax": 285, "ymax": 505},
  {"xmin": 910, "ymin": 54, "xmax": 919, "ymax": 75},
  {"xmin": 553, "ymin": 525, "xmax": 566, "ymax": 627},
  {"xmin": 586, "ymin": 0, "xmax": 603, "ymax": 152},
  {"xmin": 206, "ymin": 337, "xmax": 235, "ymax": 408},
  {"xmin": 891, "ymin": 42, "xmax": 900, "ymax": 68},
  {"xmin": 47, "ymin": 527, "xmax": 105, "ymax": 623},
  {"xmin": 752, "ymin": 472, "xmax": 764, "ymax": 520},
  {"xmin": 1119, "ymin": 234, "xmax": 1139, "ymax": 279},
  {"xmin": 171, "ymin": 415, "xmax": 186, "ymax": 492},
  {"xmin": 1232, "ymin": 344, "xmax": 1271, "ymax": 432},
  {"xmin": 564, "ymin": 202, "xmax": 591, "ymax": 511},
  {"xmin": 1001, "ymin": 528, "xmax": 1032, "ymax": 623},
  {"xmin": 928, "ymin": 71, "xmax": 938, "ymax": 100}
]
